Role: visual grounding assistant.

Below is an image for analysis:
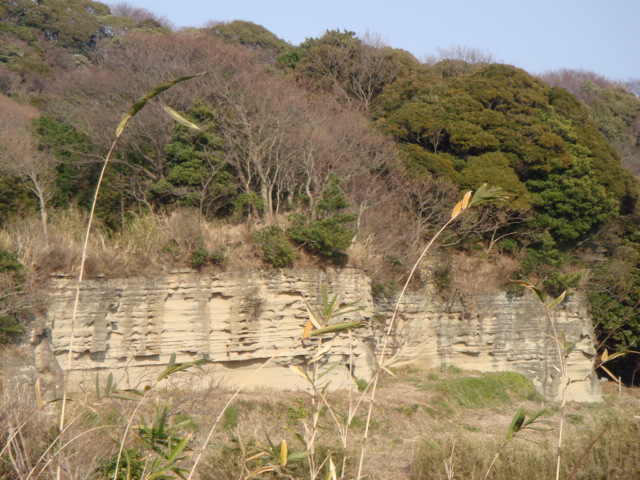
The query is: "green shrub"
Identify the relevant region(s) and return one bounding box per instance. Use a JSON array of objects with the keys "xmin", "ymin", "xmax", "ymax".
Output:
[
  {"xmin": 371, "ymin": 280, "xmax": 398, "ymax": 300},
  {"xmin": 222, "ymin": 405, "xmax": 240, "ymax": 430},
  {"xmin": 499, "ymin": 237, "xmax": 518, "ymax": 254},
  {"xmin": 286, "ymin": 173, "xmax": 355, "ymax": 263},
  {"xmin": 253, "ymin": 225, "xmax": 296, "ymax": 267},
  {"xmin": 190, "ymin": 245, "xmax": 211, "ymax": 270},
  {"xmin": 0, "ymin": 316, "xmax": 25, "ymax": 344},
  {"xmin": 286, "ymin": 397, "xmax": 309, "ymax": 426},
  {"xmin": 287, "ymin": 213, "xmax": 354, "ymax": 262},
  {"xmin": 95, "ymin": 447, "xmax": 146, "ymax": 480},
  {"xmin": 356, "ymin": 378, "xmax": 369, "ymax": 392},
  {"xmin": 0, "ymin": 249, "xmax": 26, "ymax": 344}
]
